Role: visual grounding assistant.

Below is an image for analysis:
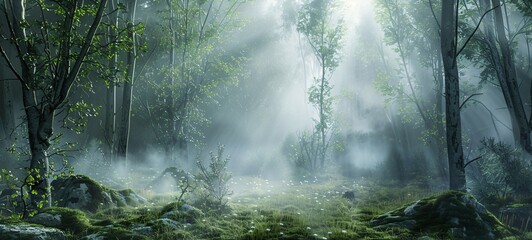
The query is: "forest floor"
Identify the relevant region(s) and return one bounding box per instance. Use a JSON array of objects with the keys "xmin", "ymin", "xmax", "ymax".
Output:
[{"xmin": 1, "ymin": 172, "xmax": 531, "ymax": 240}]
